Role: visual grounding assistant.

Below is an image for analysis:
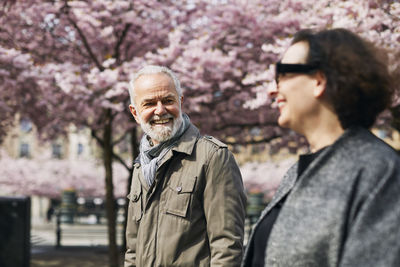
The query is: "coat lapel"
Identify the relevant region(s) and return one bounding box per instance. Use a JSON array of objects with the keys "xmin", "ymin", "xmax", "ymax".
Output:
[
  {"xmin": 257, "ymin": 163, "xmax": 298, "ymax": 222},
  {"xmin": 242, "ymin": 162, "xmax": 298, "ymax": 264}
]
